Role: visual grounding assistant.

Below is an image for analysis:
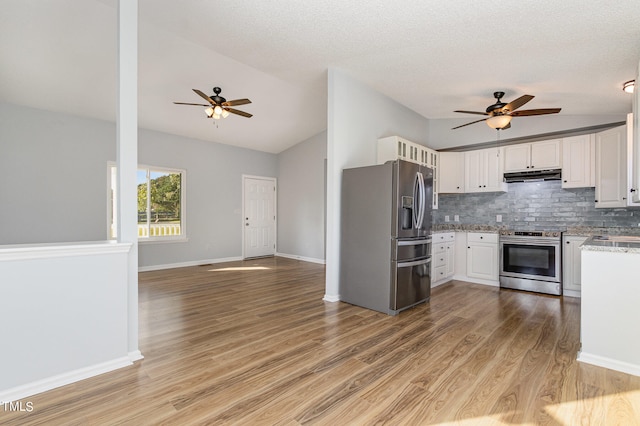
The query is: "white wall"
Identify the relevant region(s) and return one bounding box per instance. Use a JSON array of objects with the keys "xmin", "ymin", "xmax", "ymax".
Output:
[
  {"xmin": 325, "ymin": 68, "xmax": 430, "ymax": 300},
  {"xmin": 277, "ymin": 131, "xmax": 327, "ymax": 262},
  {"xmin": 0, "ymin": 241, "xmax": 133, "ymax": 400}
]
